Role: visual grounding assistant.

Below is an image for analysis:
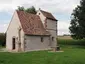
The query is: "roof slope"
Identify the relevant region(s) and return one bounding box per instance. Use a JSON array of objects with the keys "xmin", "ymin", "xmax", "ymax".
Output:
[
  {"xmin": 40, "ymin": 10, "xmax": 57, "ymax": 21},
  {"xmin": 17, "ymin": 11, "xmax": 50, "ymax": 36}
]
